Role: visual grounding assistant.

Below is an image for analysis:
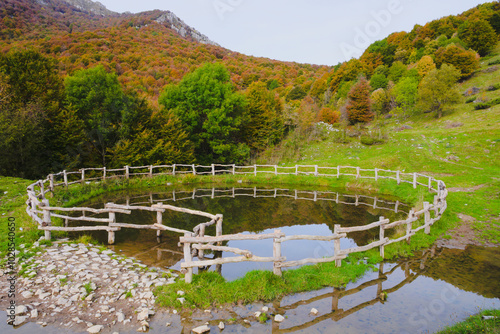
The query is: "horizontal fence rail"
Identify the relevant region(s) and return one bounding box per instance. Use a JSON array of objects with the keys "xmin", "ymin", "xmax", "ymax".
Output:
[{"xmin": 26, "ymin": 164, "xmax": 448, "ymax": 283}]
